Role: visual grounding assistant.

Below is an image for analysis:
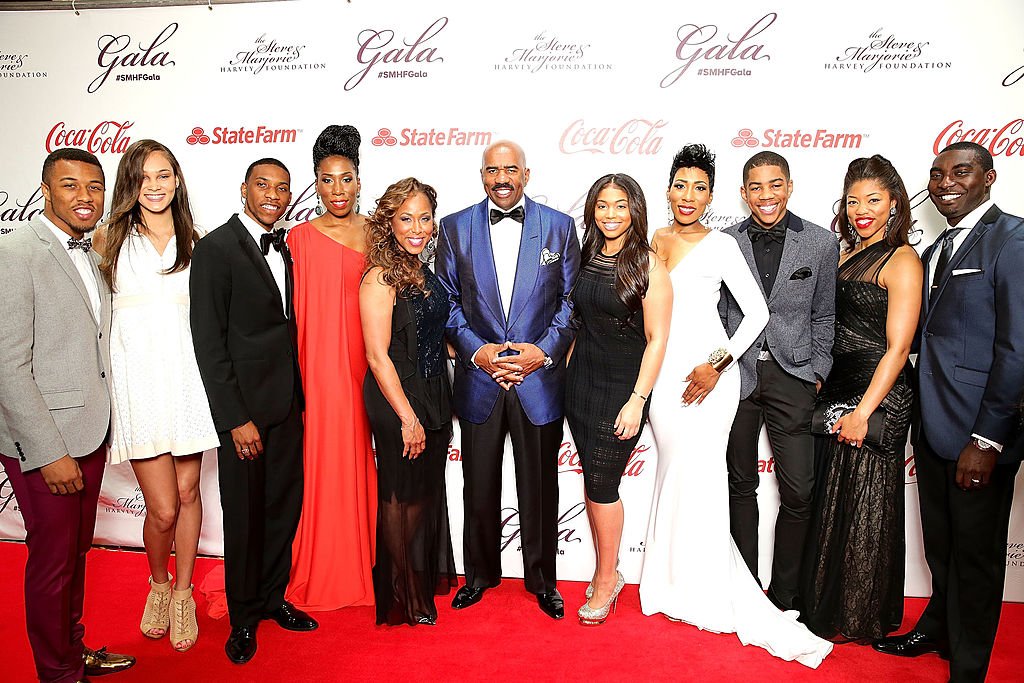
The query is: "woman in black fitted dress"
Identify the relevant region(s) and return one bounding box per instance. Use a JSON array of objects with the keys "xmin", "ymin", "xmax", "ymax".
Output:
[{"xmin": 565, "ymin": 173, "xmax": 672, "ymax": 625}]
